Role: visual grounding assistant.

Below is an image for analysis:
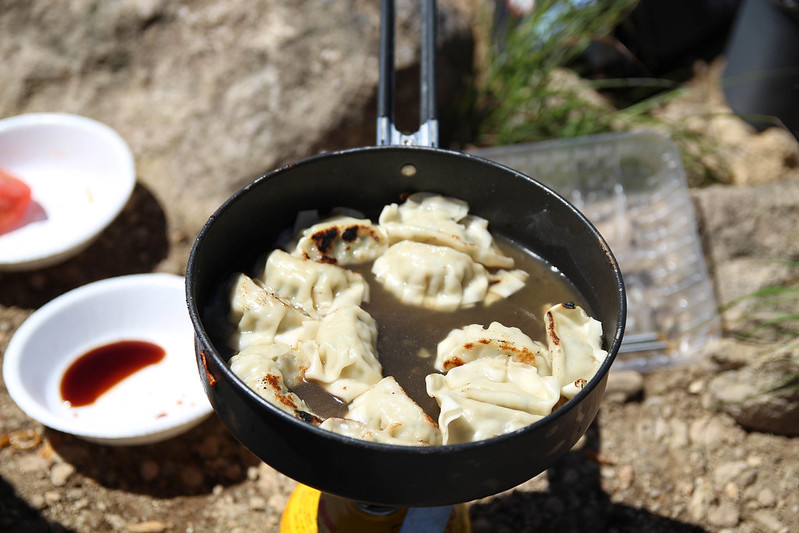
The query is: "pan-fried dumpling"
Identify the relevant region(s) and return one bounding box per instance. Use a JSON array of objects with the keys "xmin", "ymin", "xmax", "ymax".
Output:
[
  {"xmin": 303, "ymin": 306, "xmax": 382, "ymax": 402},
  {"xmin": 228, "ymin": 273, "xmax": 310, "ymax": 351},
  {"xmin": 486, "ymin": 268, "xmax": 529, "ymax": 305},
  {"xmin": 378, "ymin": 192, "xmax": 514, "ymax": 269},
  {"xmin": 318, "ymin": 418, "xmax": 411, "ymax": 446},
  {"xmin": 263, "ymin": 249, "xmax": 368, "ymax": 318},
  {"xmin": 433, "ymin": 394, "xmax": 544, "ymax": 445},
  {"xmin": 545, "ymin": 302, "xmax": 607, "ymax": 399},
  {"xmin": 341, "ymin": 376, "xmax": 442, "ymax": 446},
  {"xmin": 293, "ymin": 215, "xmax": 389, "ymax": 265},
  {"xmin": 372, "ymin": 241, "xmax": 489, "ymax": 311},
  {"xmin": 426, "ymin": 357, "xmax": 561, "ymax": 444},
  {"xmin": 229, "ymin": 343, "xmax": 320, "ymax": 422},
  {"xmin": 434, "ymin": 322, "xmax": 550, "ymax": 375}
]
